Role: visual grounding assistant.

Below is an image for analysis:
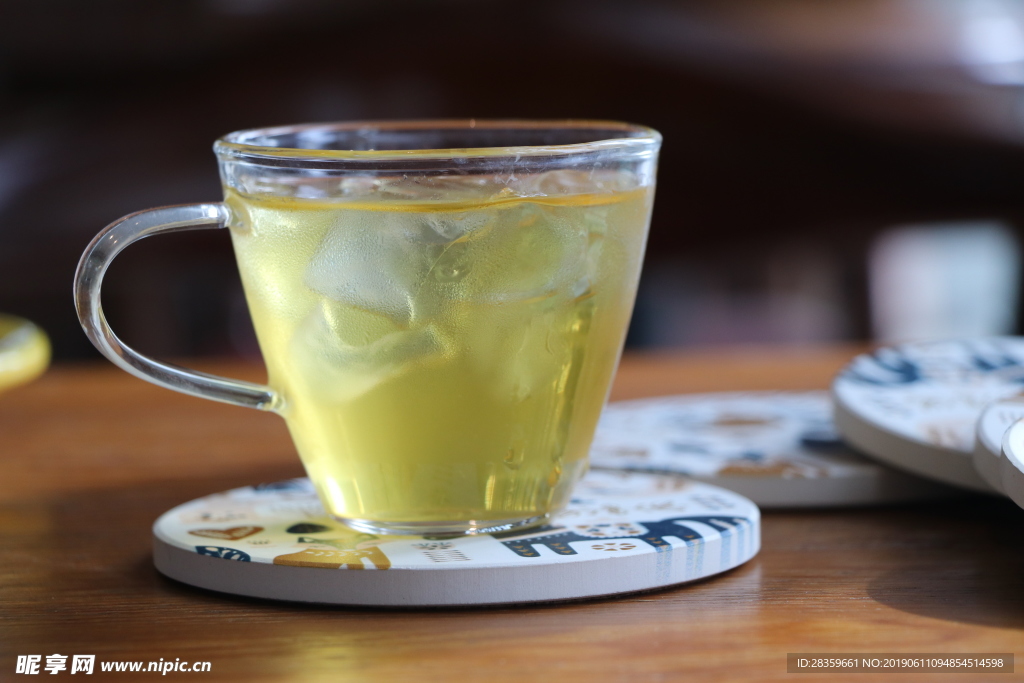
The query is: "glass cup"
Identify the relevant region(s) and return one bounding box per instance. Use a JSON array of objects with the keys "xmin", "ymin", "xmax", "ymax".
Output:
[{"xmin": 75, "ymin": 120, "xmax": 660, "ymax": 535}]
